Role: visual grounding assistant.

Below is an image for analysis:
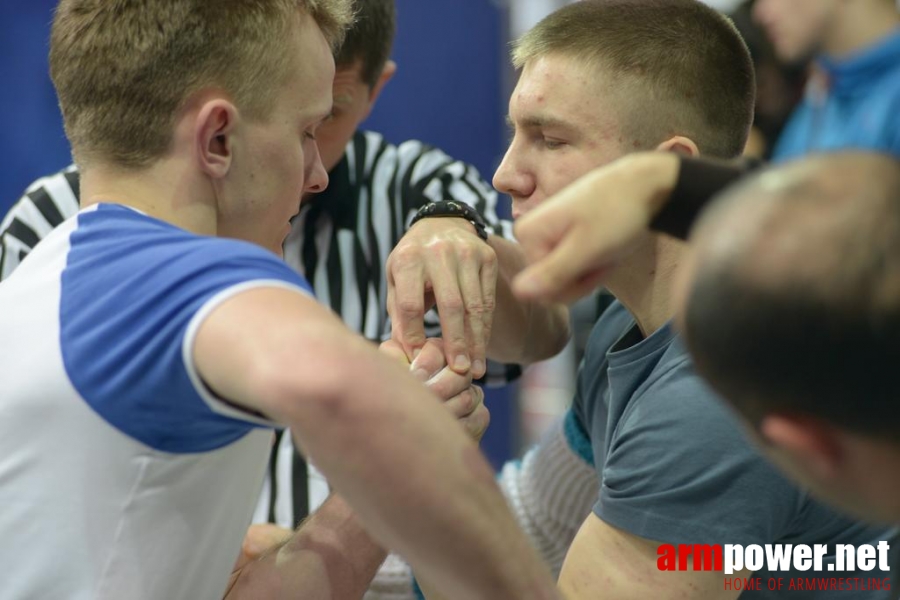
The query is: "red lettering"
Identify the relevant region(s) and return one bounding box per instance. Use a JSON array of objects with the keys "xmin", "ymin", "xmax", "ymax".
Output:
[
  {"xmin": 692, "ymin": 544, "xmax": 723, "ymax": 571},
  {"xmin": 677, "ymin": 544, "xmax": 693, "ymax": 571},
  {"xmin": 657, "ymin": 544, "xmax": 676, "ymax": 571}
]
